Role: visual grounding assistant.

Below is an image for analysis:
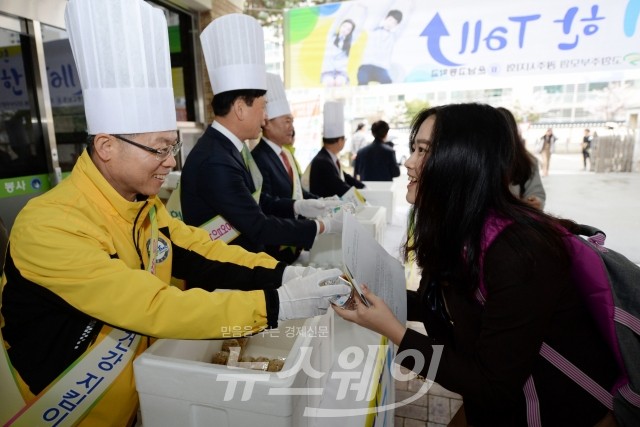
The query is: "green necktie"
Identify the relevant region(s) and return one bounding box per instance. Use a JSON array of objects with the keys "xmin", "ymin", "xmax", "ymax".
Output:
[{"xmin": 241, "ymin": 143, "xmax": 251, "ymax": 170}]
